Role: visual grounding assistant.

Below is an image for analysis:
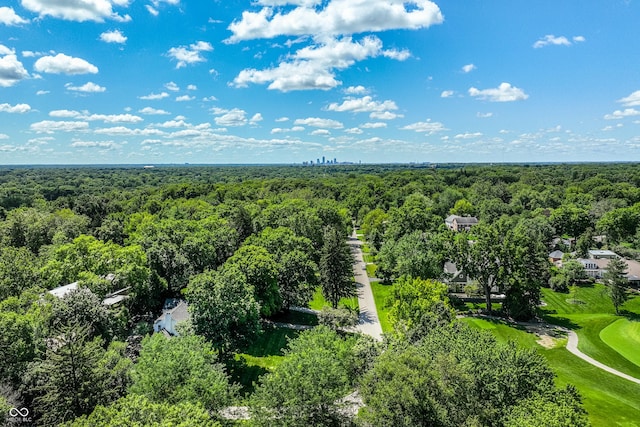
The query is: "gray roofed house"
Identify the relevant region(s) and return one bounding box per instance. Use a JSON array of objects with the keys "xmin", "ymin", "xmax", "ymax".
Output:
[
  {"xmin": 445, "ymin": 215, "xmax": 479, "ymax": 232},
  {"xmin": 153, "ymin": 299, "xmax": 191, "ymax": 337}
]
